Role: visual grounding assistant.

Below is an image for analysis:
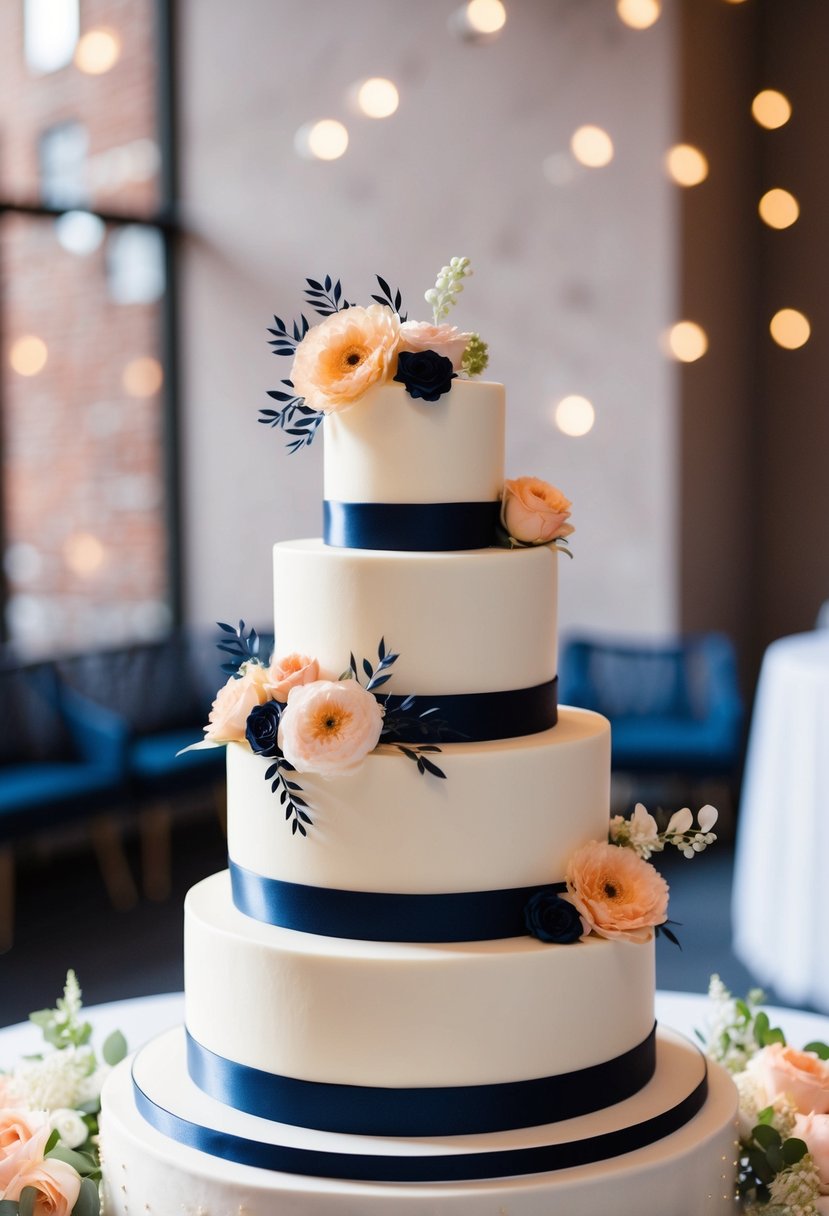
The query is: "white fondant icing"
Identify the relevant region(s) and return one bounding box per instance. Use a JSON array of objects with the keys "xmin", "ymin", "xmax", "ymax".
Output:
[
  {"xmin": 273, "ymin": 539, "xmax": 558, "ymax": 694},
  {"xmin": 227, "ymin": 708, "xmax": 610, "ymax": 892},
  {"xmin": 100, "ymin": 1028, "xmax": 739, "ymax": 1215},
  {"xmin": 323, "ymin": 380, "xmax": 505, "ymax": 505},
  {"xmin": 184, "ymin": 871, "xmax": 655, "ymax": 1089}
]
